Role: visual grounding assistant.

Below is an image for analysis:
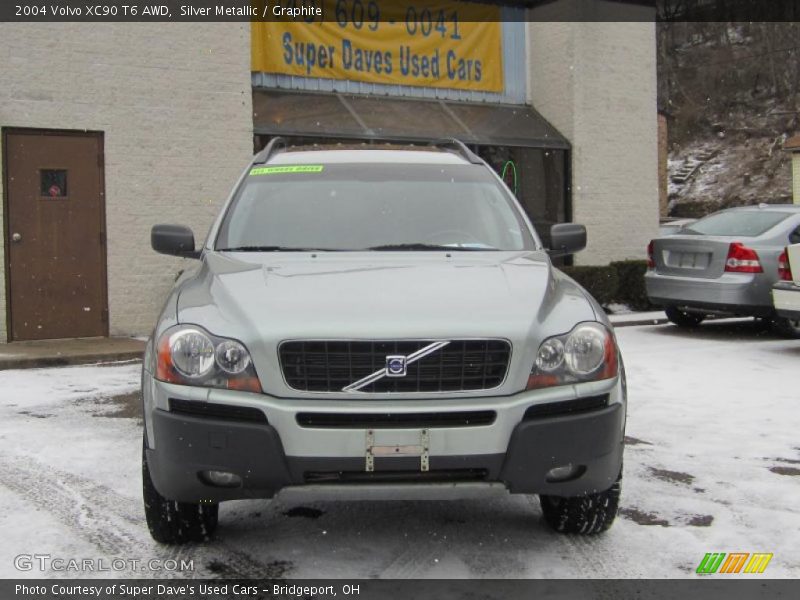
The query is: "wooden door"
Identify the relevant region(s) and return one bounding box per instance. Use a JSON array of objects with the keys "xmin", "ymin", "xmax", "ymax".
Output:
[{"xmin": 3, "ymin": 129, "xmax": 108, "ymax": 340}]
